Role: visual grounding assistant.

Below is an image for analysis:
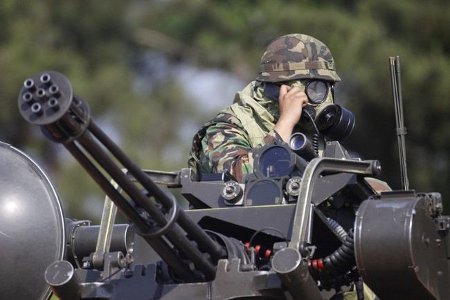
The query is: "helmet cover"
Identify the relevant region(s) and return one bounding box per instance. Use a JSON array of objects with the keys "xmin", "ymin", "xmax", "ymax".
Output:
[{"xmin": 257, "ymin": 33, "xmax": 341, "ymax": 83}]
